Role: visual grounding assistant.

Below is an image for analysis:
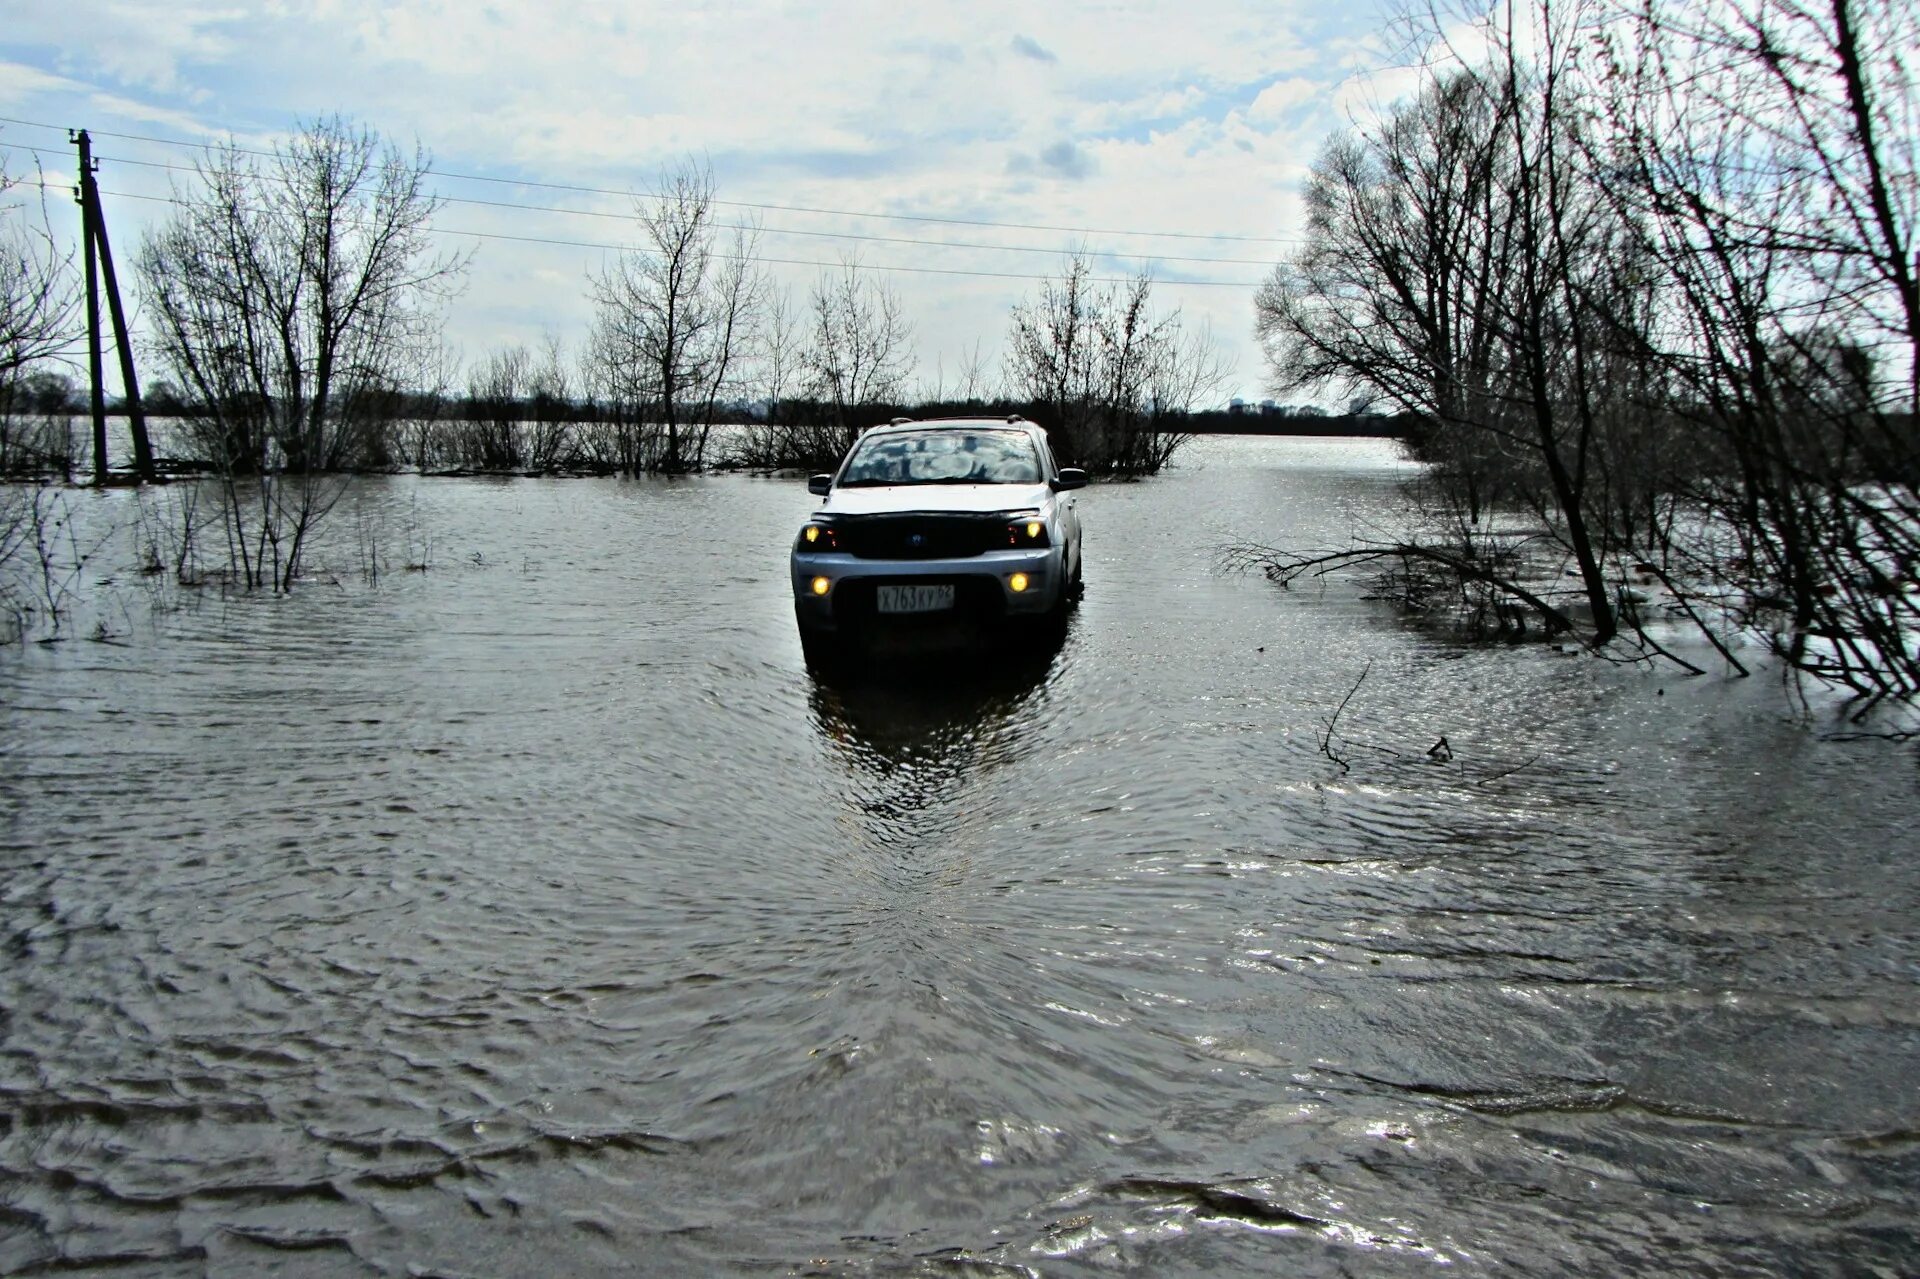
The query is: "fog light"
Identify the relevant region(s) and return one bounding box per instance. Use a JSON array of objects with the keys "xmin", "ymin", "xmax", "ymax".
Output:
[
  {"xmin": 1009, "ymin": 572, "xmax": 1030, "ymax": 593},
  {"xmin": 811, "ymin": 576, "xmax": 831, "ymax": 596}
]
